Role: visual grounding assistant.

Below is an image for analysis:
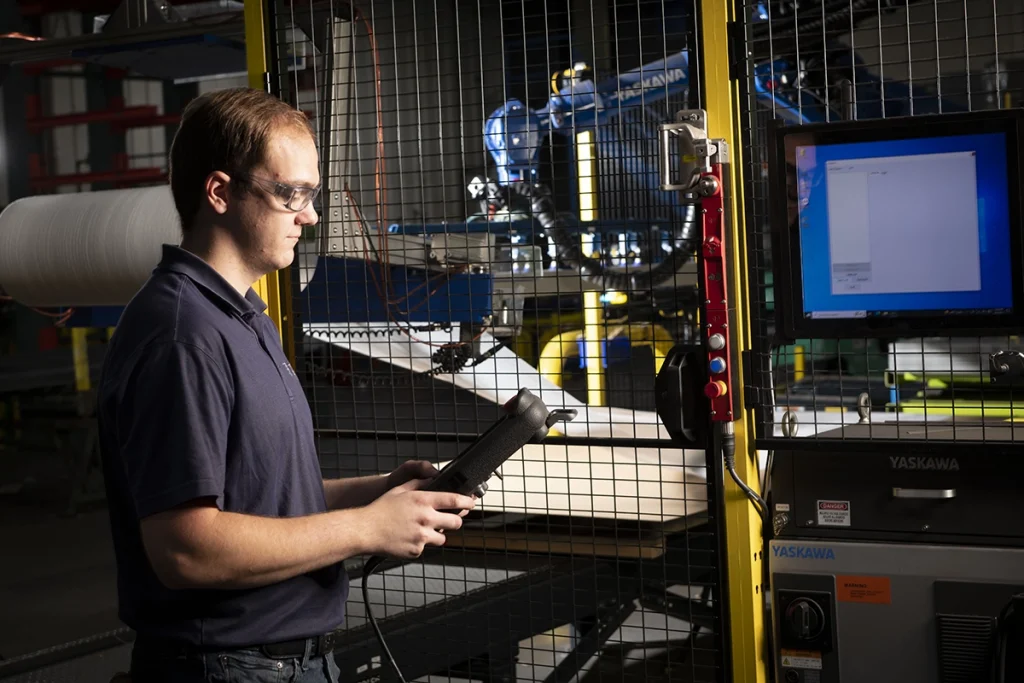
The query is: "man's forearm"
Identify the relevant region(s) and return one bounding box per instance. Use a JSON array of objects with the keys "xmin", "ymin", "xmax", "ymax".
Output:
[
  {"xmin": 143, "ymin": 505, "xmax": 375, "ymax": 591},
  {"xmin": 323, "ymin": 474, "xmax": 390, "ymax": 510}
]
